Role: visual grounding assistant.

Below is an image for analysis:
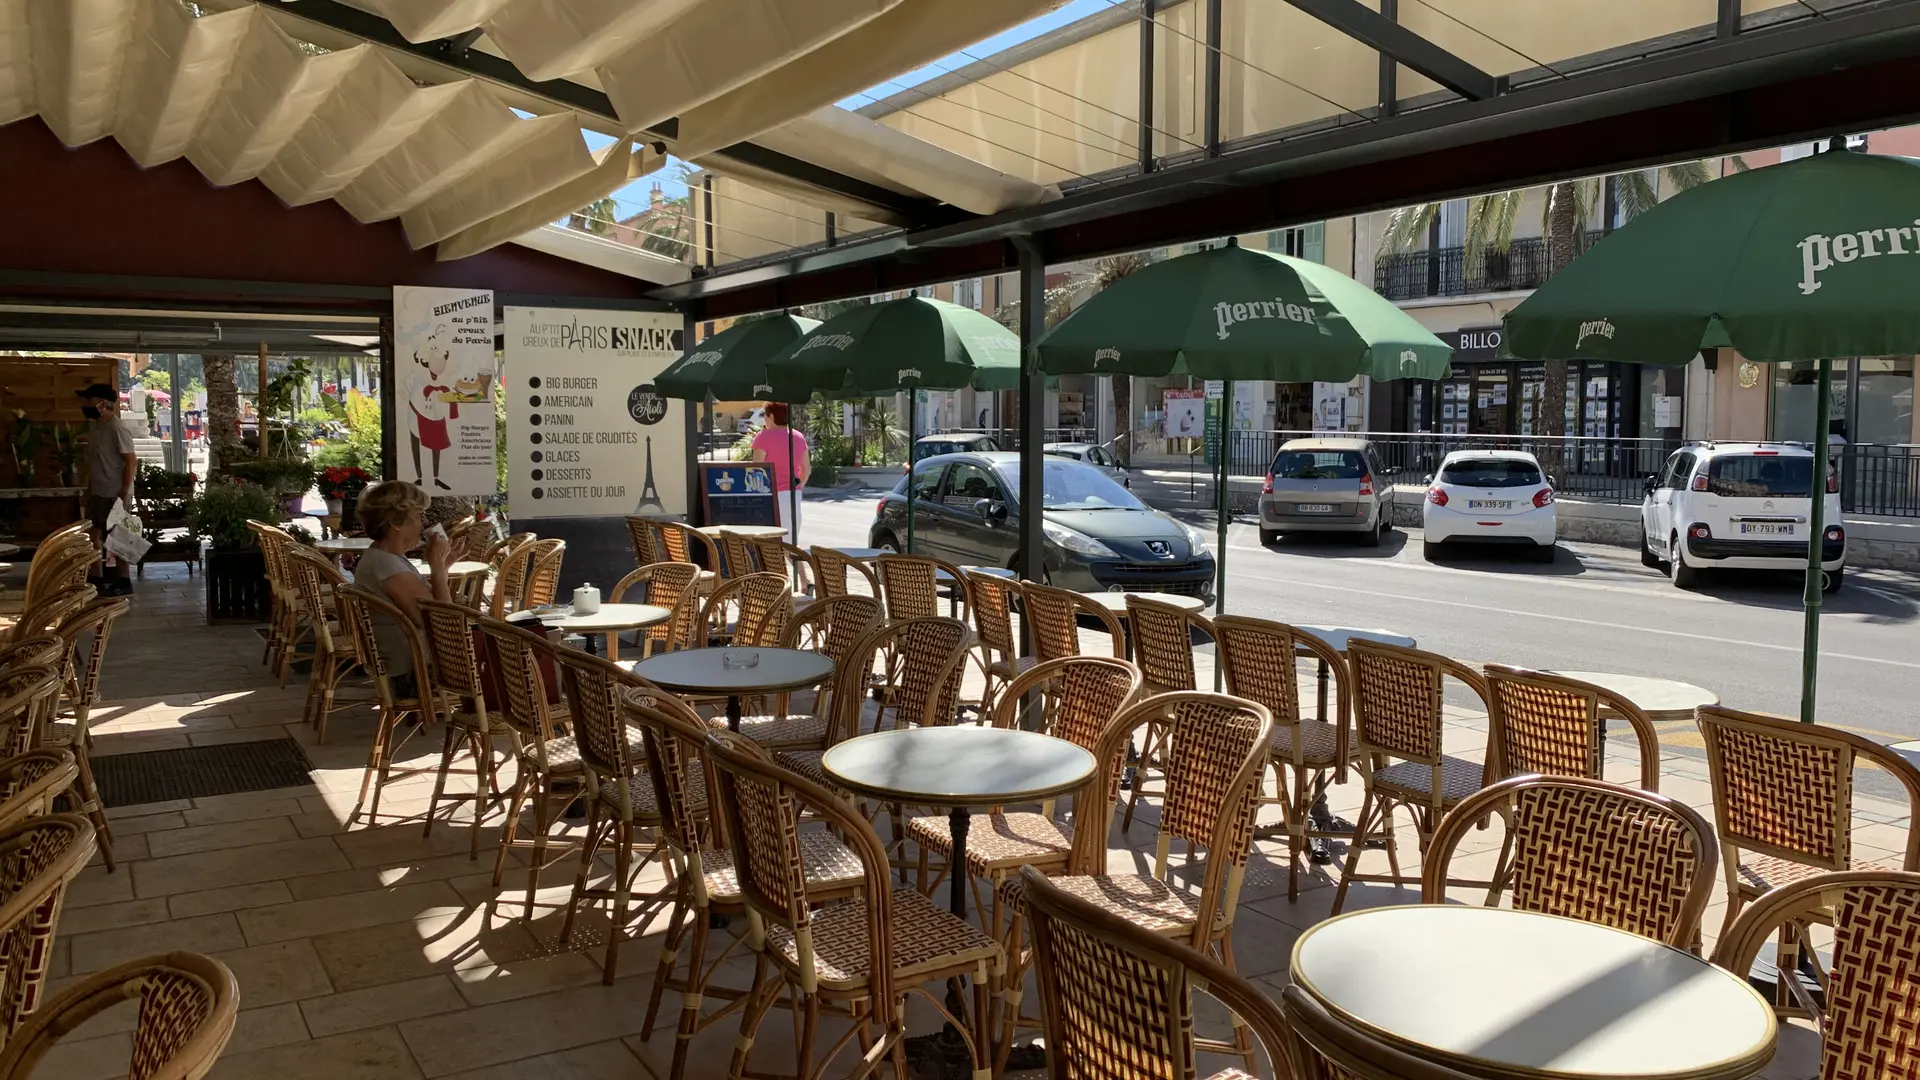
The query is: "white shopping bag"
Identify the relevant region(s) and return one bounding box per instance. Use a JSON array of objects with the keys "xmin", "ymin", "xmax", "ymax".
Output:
[{"xmin": 103, "ymin": 501, "xmax": 151, "ymax": 565}]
